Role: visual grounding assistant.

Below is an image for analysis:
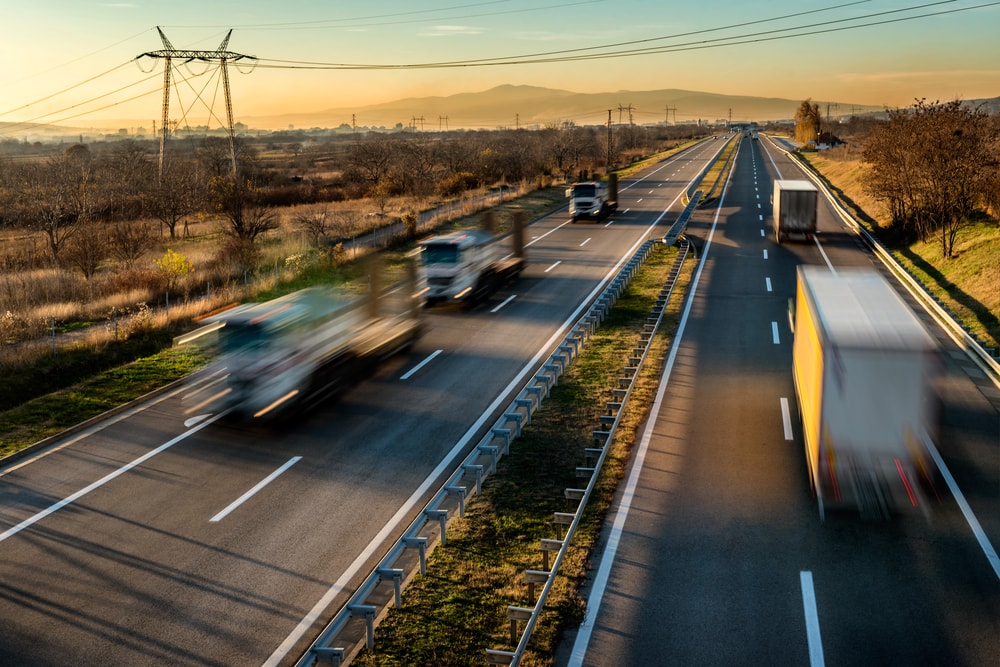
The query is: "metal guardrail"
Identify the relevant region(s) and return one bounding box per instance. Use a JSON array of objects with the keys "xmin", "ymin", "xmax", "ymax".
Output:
[
  {"xmin": 297, "ymin": 238, "xmax": 669, "ymax": 666},
  {"xmin": 783, "ymin": 147, "xmax": 1000, "ymax": 387}
]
